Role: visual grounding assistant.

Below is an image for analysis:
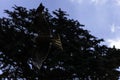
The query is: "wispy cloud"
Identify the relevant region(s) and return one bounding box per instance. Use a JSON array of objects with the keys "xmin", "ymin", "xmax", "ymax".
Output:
[
  {"xmin": 107, "ymin": 38, "xmax": 120, "ymax": 49},
  {"xmin": 110, "ymin": 24, "xmax": 120, "ymax": 33},
  {"xmin": 110, "ymin": 24, "xmax": 115, "ymax": 33},
  {"xmin": 69, "ymin": 0, "xmax": 83, "ymax": 4},
  {"xmin": 115, "ymin": 0, "xmax": 120, "ymax": 6},
  {"xmin": 90, "ymin": 0, "xmax": 108, "ymax": 5}
]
